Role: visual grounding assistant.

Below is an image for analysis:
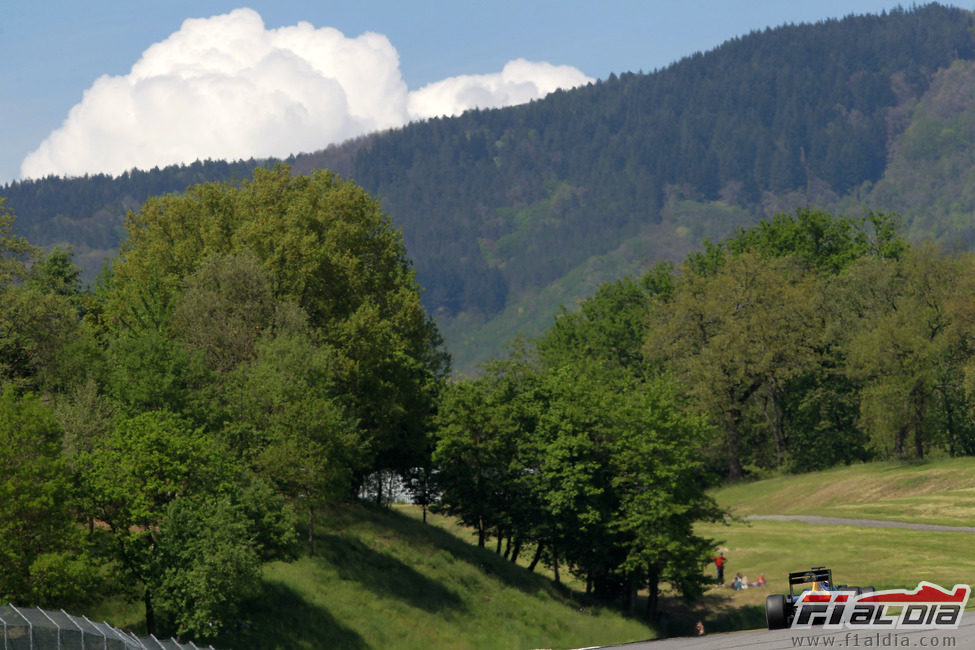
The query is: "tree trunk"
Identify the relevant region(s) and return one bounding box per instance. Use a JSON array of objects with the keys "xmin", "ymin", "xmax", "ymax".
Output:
[
  {"xmin": 894, "ymin": 421, "xmax": 907, "ymax": 457},
  {"xmin": 626, "ymin": 573, "xmax": 638, "ymax": 615},
  {"xmin": 510, "ymin": 537, "xmax": 522, "ymax": 564},
  {"xmin": 477, "ymin": 517, "xmax": 485, "ymax": 548},
  {"xmin": 495, "ymin": 532, "xmax": 503, "ymax": 555},
  {"xmin": 145, "ymin": 586, "xmax": 156, "ymax": 636},
  {"xmin": 308, "ymin": 503, "xmax": 316, "ymax": 556},
  {"xmin": 421, "ymin": 469, "xmax": 430, "ymax": 522},
  {"xmin": 725, "ymin": 382, "xmax": 761, "ymax": 479},
  {"xmin": 942, "ymin": 384, "xmax": 957, "ymax": 457},
  {"xmin": 725, "ymin": 406, "xmax": 745, "ymax": 479},
  {"xmin": 914, "ymin": 387, "xmax": 925, "ymax": 460},
  {"xmin": 646, "ymin": 562, "xmax": 660, "ymax": 622},
  {"xmin": 762, "ymin": 384, "xmax": 786, "ymax": 467},
  {"xmin": 528, "ymin": 543, "xmax": 544, "ymax": 572},
  {"xmin": 727, "ymin": 423, "xmax": 744, "ymax": 479}
]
